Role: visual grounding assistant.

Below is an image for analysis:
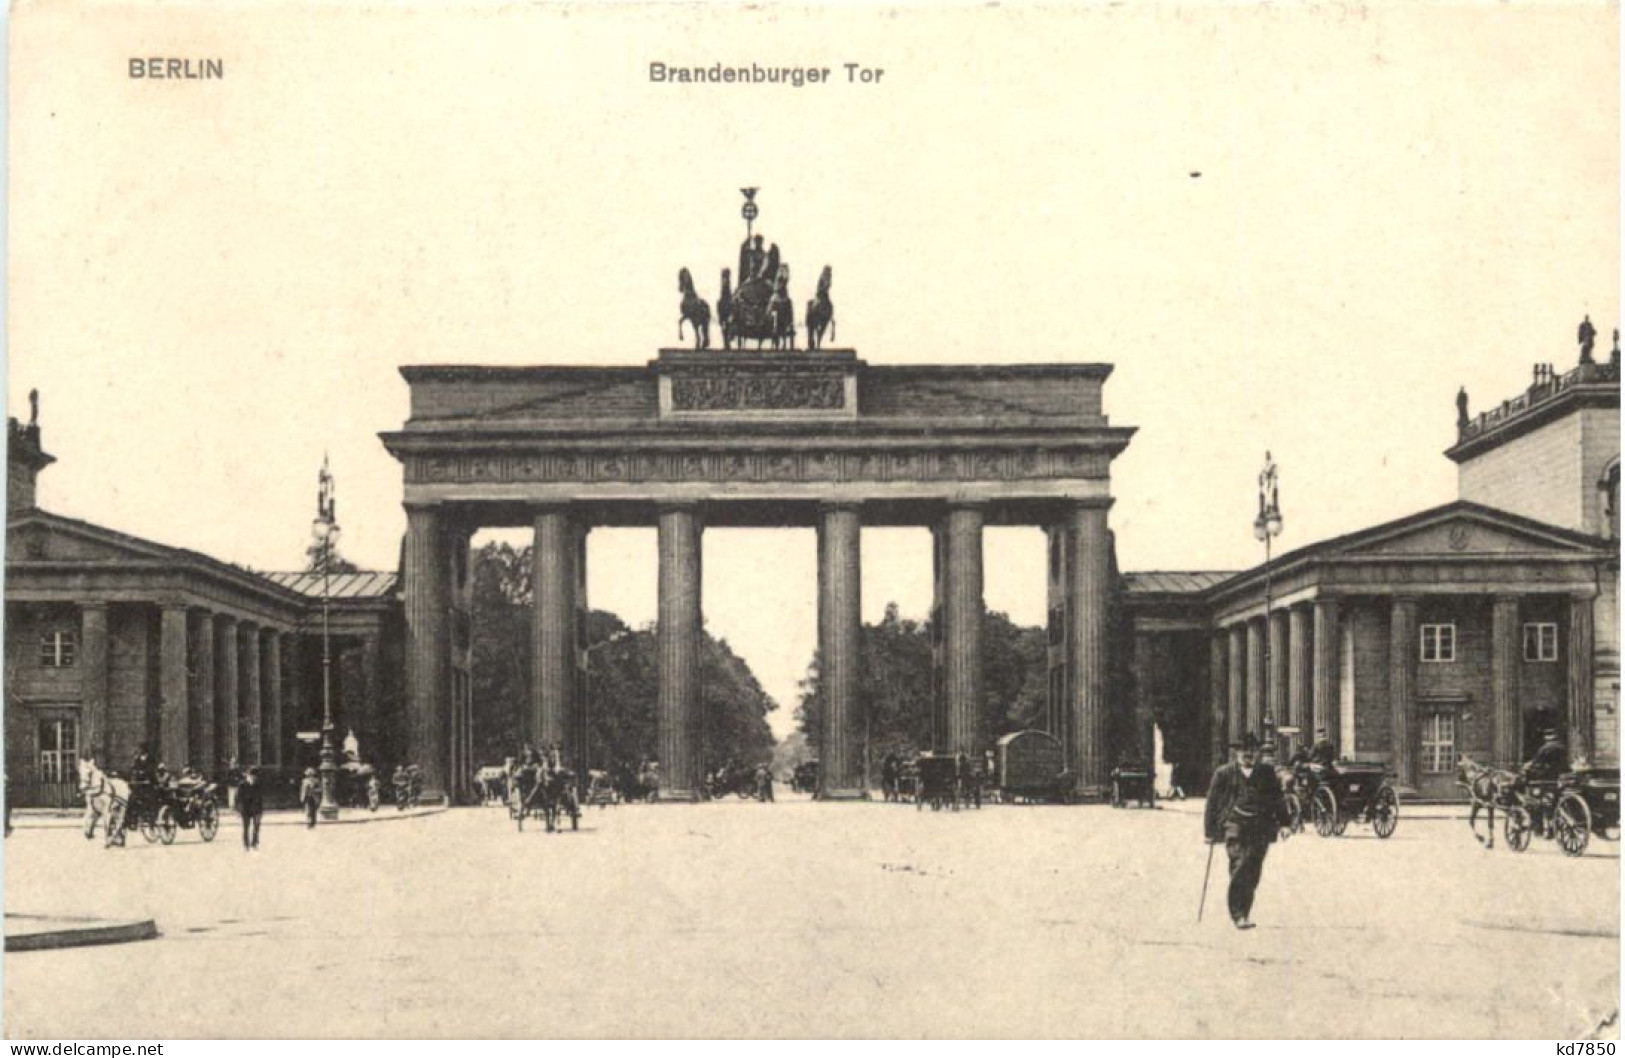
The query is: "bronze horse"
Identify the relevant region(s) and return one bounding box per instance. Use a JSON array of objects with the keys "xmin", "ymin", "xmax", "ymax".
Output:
[
  {"xmin": 678, "ymin": 267, "xmax": 712, "ymax": 349},
  {"xmin": 806, "ymin": 266, "xmax": 835, "ymax": 350},
  {"xmin": 717, "ymin": 268, "xmax": 735, "ymax": 349}
]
